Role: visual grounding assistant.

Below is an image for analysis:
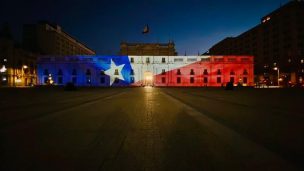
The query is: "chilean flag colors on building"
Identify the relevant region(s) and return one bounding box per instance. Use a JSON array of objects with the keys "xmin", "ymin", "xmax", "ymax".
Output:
[{"xmin": 37, "ymin": 55, "xmax": 254, "ymax": 87}]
